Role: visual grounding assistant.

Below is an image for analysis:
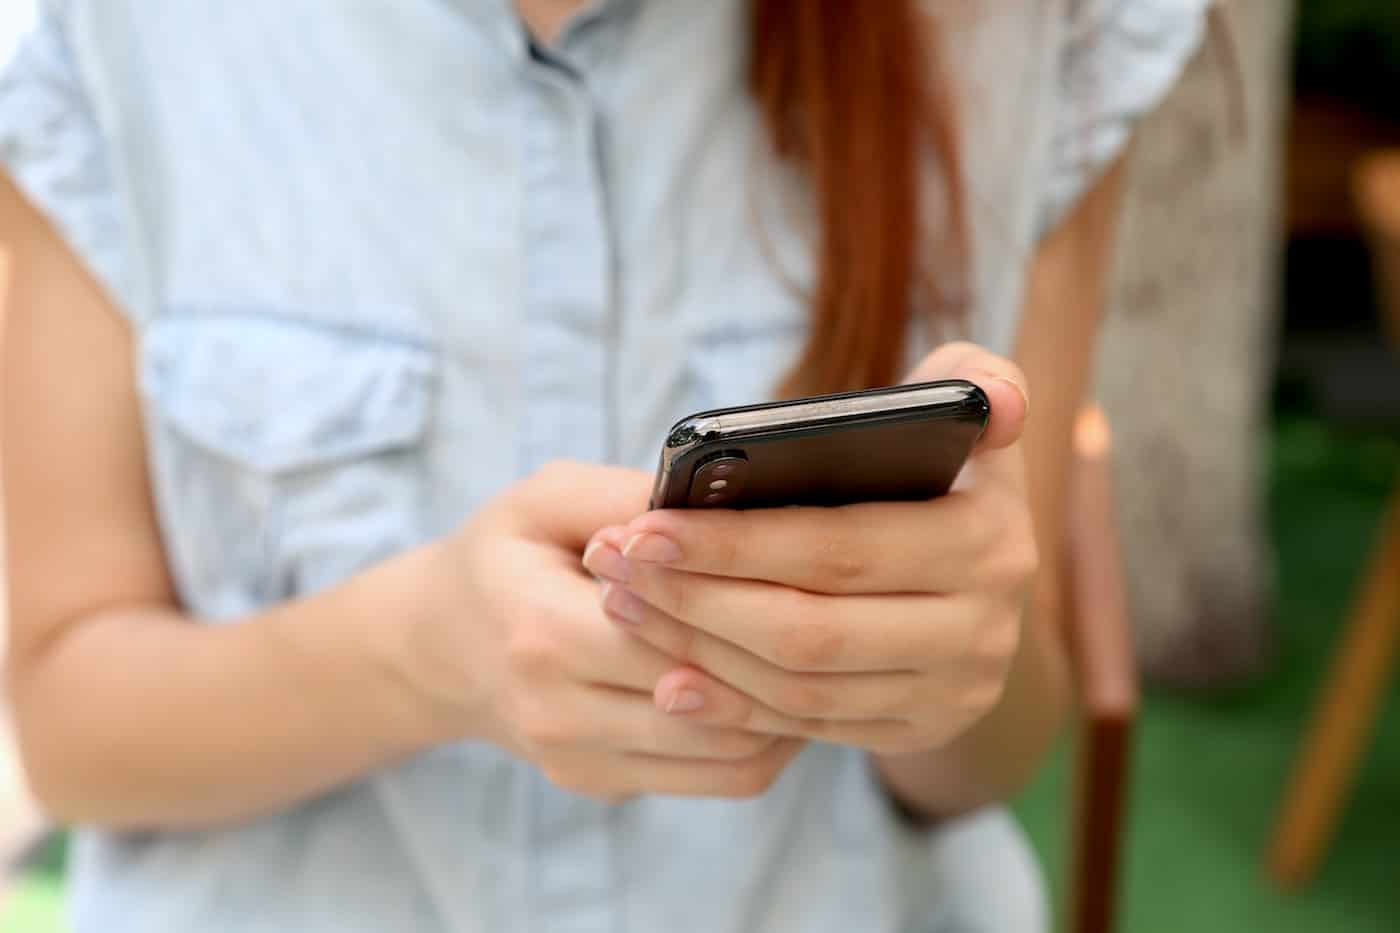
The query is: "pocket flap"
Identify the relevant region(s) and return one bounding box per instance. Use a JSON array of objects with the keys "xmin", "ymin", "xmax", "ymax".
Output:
[{"xmin": 141, "ymin": 312, "xmax": 437, "ymax": 473}]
